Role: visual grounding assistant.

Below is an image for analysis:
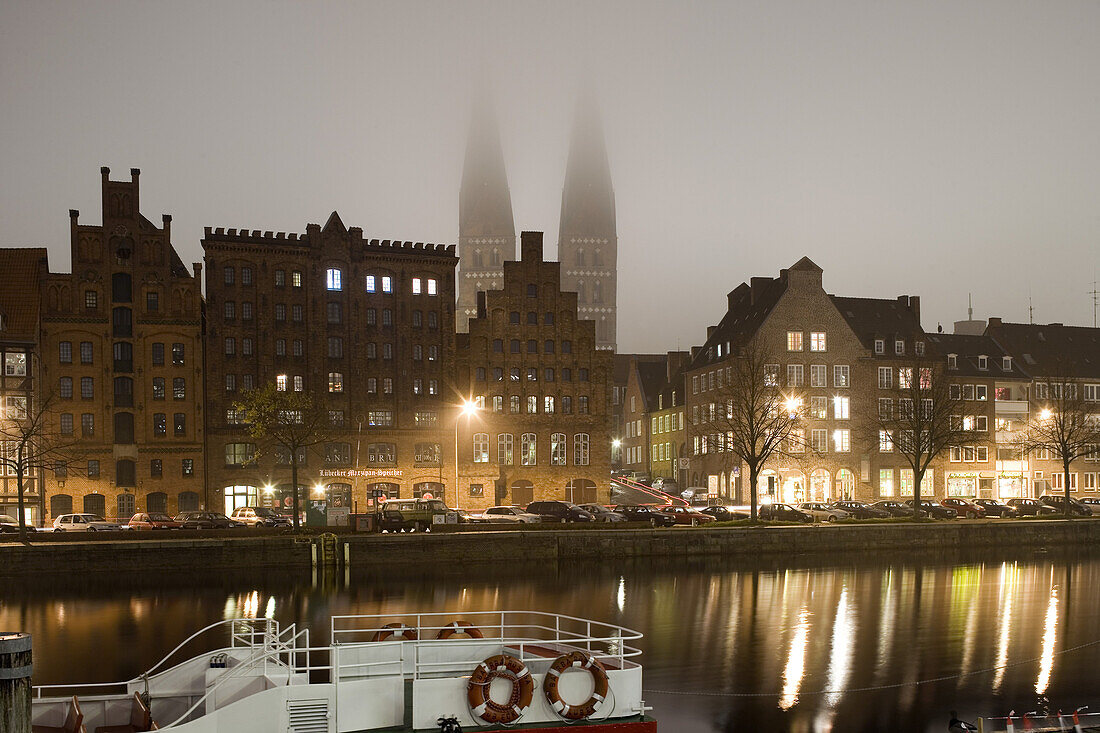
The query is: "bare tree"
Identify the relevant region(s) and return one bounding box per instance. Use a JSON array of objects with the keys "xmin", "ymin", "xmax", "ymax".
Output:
[
  {"xmin": 233, "ymin": 384, "xmax": 334, "ymax": 529},
  {"xmin": 864, "ymin": 357, "xmax": 968, "ymax": 518},
  {"xmin": 0, "ymin": 391, "xmax": 86, "ymax": 544},
  {"xmin": 1016, "ymin": 375, "xmax": 1100, "ymax": 518},
  {"xmin": 693, "ymin": 339, "xmax": 808, "ymax": 521}
]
